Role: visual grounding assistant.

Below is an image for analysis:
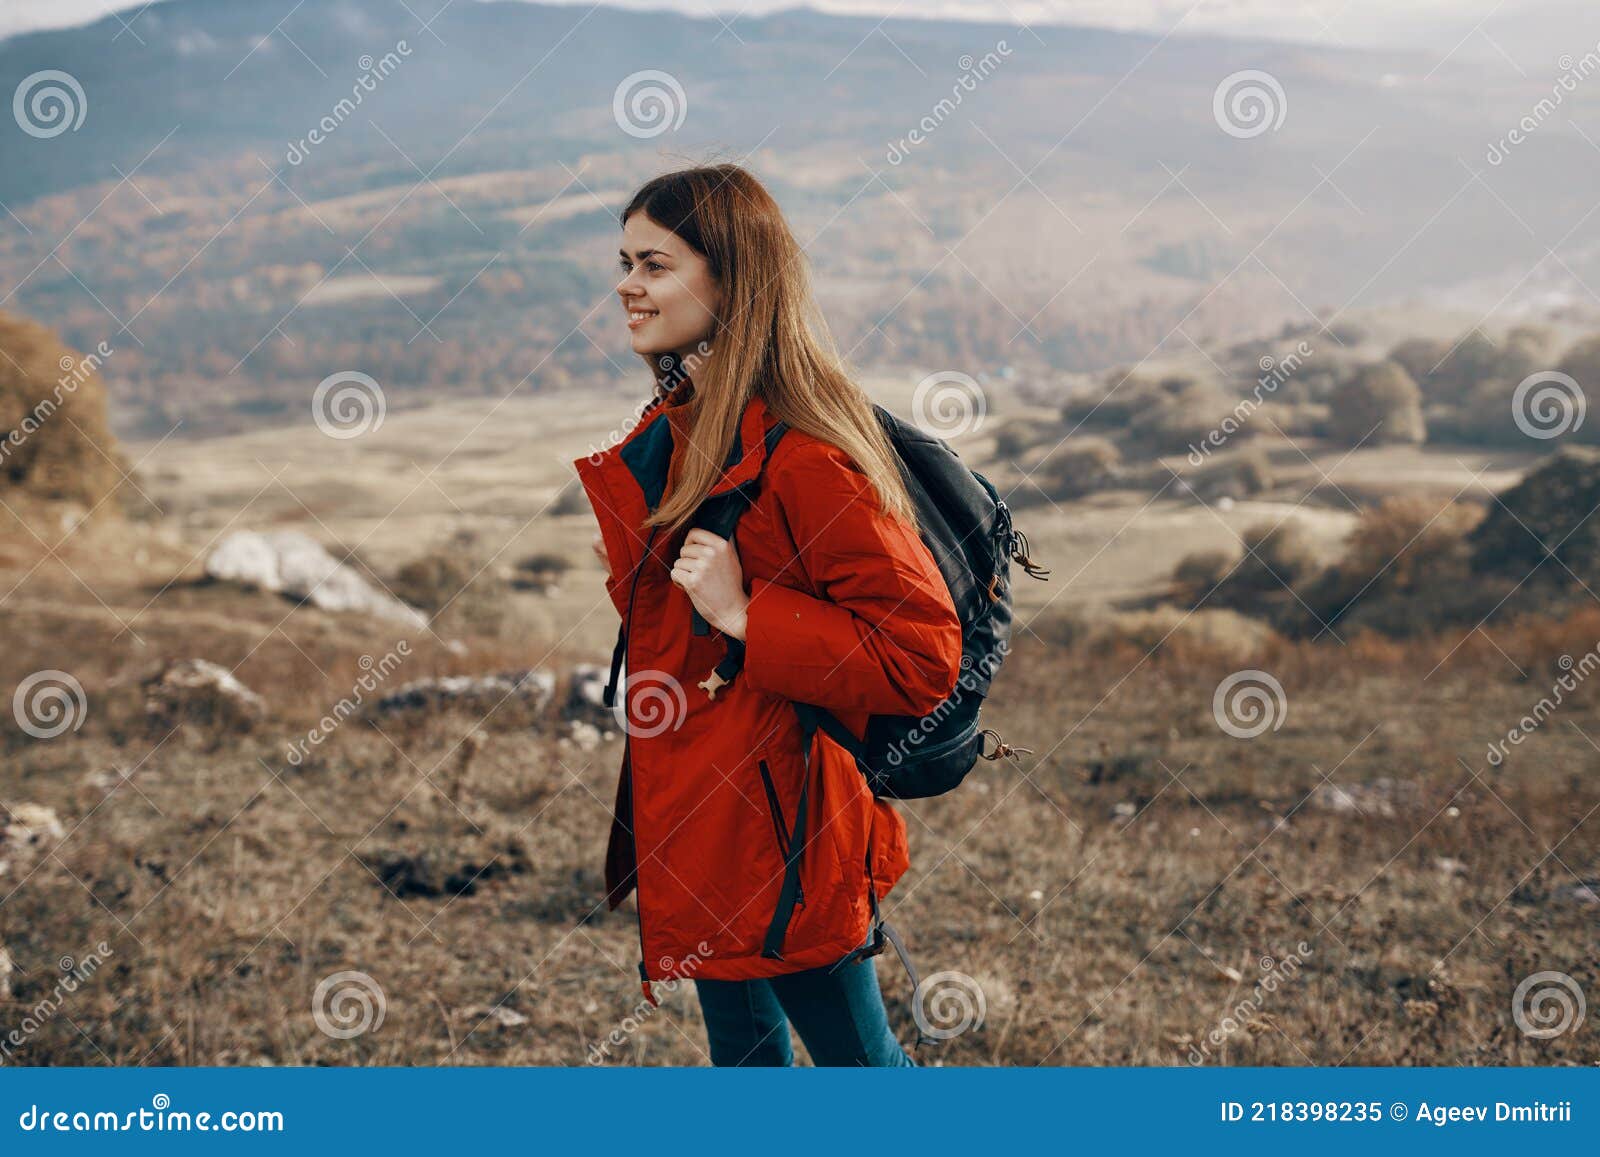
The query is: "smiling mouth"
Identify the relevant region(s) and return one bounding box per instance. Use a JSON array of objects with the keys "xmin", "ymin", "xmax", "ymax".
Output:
[{"xmin": 627, "ymin": 309, "xmax": 659, "ymax": 327}]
